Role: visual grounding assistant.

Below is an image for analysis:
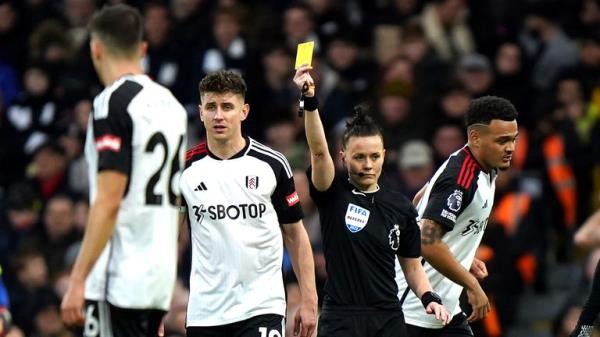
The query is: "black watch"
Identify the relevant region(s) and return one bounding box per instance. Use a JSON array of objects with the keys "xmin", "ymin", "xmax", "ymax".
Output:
[{"xmin": 421, "ymin": 291, "xmax": 443, "ymax": 308}]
